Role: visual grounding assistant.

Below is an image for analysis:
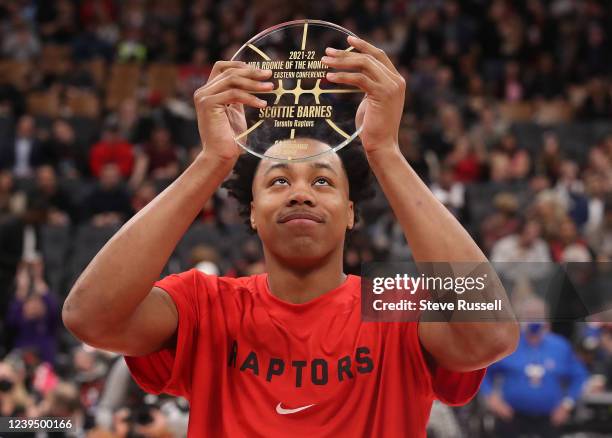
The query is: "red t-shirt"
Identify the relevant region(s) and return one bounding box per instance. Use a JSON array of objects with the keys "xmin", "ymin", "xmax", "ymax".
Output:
[
  {"xmin": 89, "ymin": 140, "xmax": 134, "ymax": 178},
  {"xmin": 124, "ymin": 270, "xmax": 485, "ymax": 437}
]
